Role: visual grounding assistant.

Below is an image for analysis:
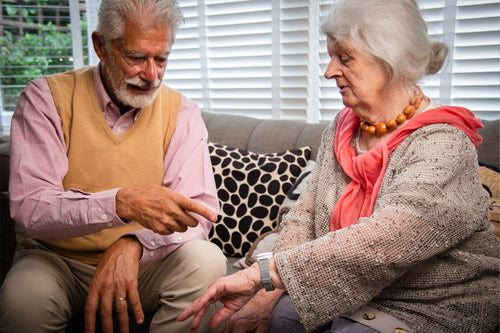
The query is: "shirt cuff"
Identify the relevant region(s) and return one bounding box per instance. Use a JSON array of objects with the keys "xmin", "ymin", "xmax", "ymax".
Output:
[
  {"xmin": 131, "ymin": 224, "xmax": 207, "ymax": 263},
  {"xmin": 88, "ymin": 188, "xmax": 125, "ymax": 227}
]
